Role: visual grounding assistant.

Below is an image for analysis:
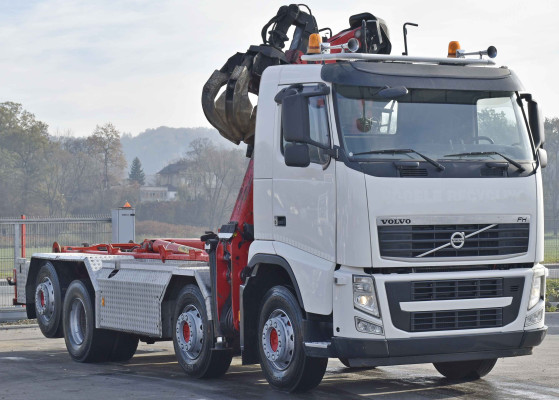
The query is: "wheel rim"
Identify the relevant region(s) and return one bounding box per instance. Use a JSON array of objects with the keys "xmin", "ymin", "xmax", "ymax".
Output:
[
  {"xmin": 261, "ymin": 309, "xmax": 295, "ymax": 371},
  {"xmin": 176, "ymin": 305, "xmax": 204, "ymax": 360},
  {"xmin": 69, "ymin": 298, "xmax": 87, "ymax": 346},
  {"xmin": 35, "ymin": 278, "xmax": 55, "ymax": 321}
]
